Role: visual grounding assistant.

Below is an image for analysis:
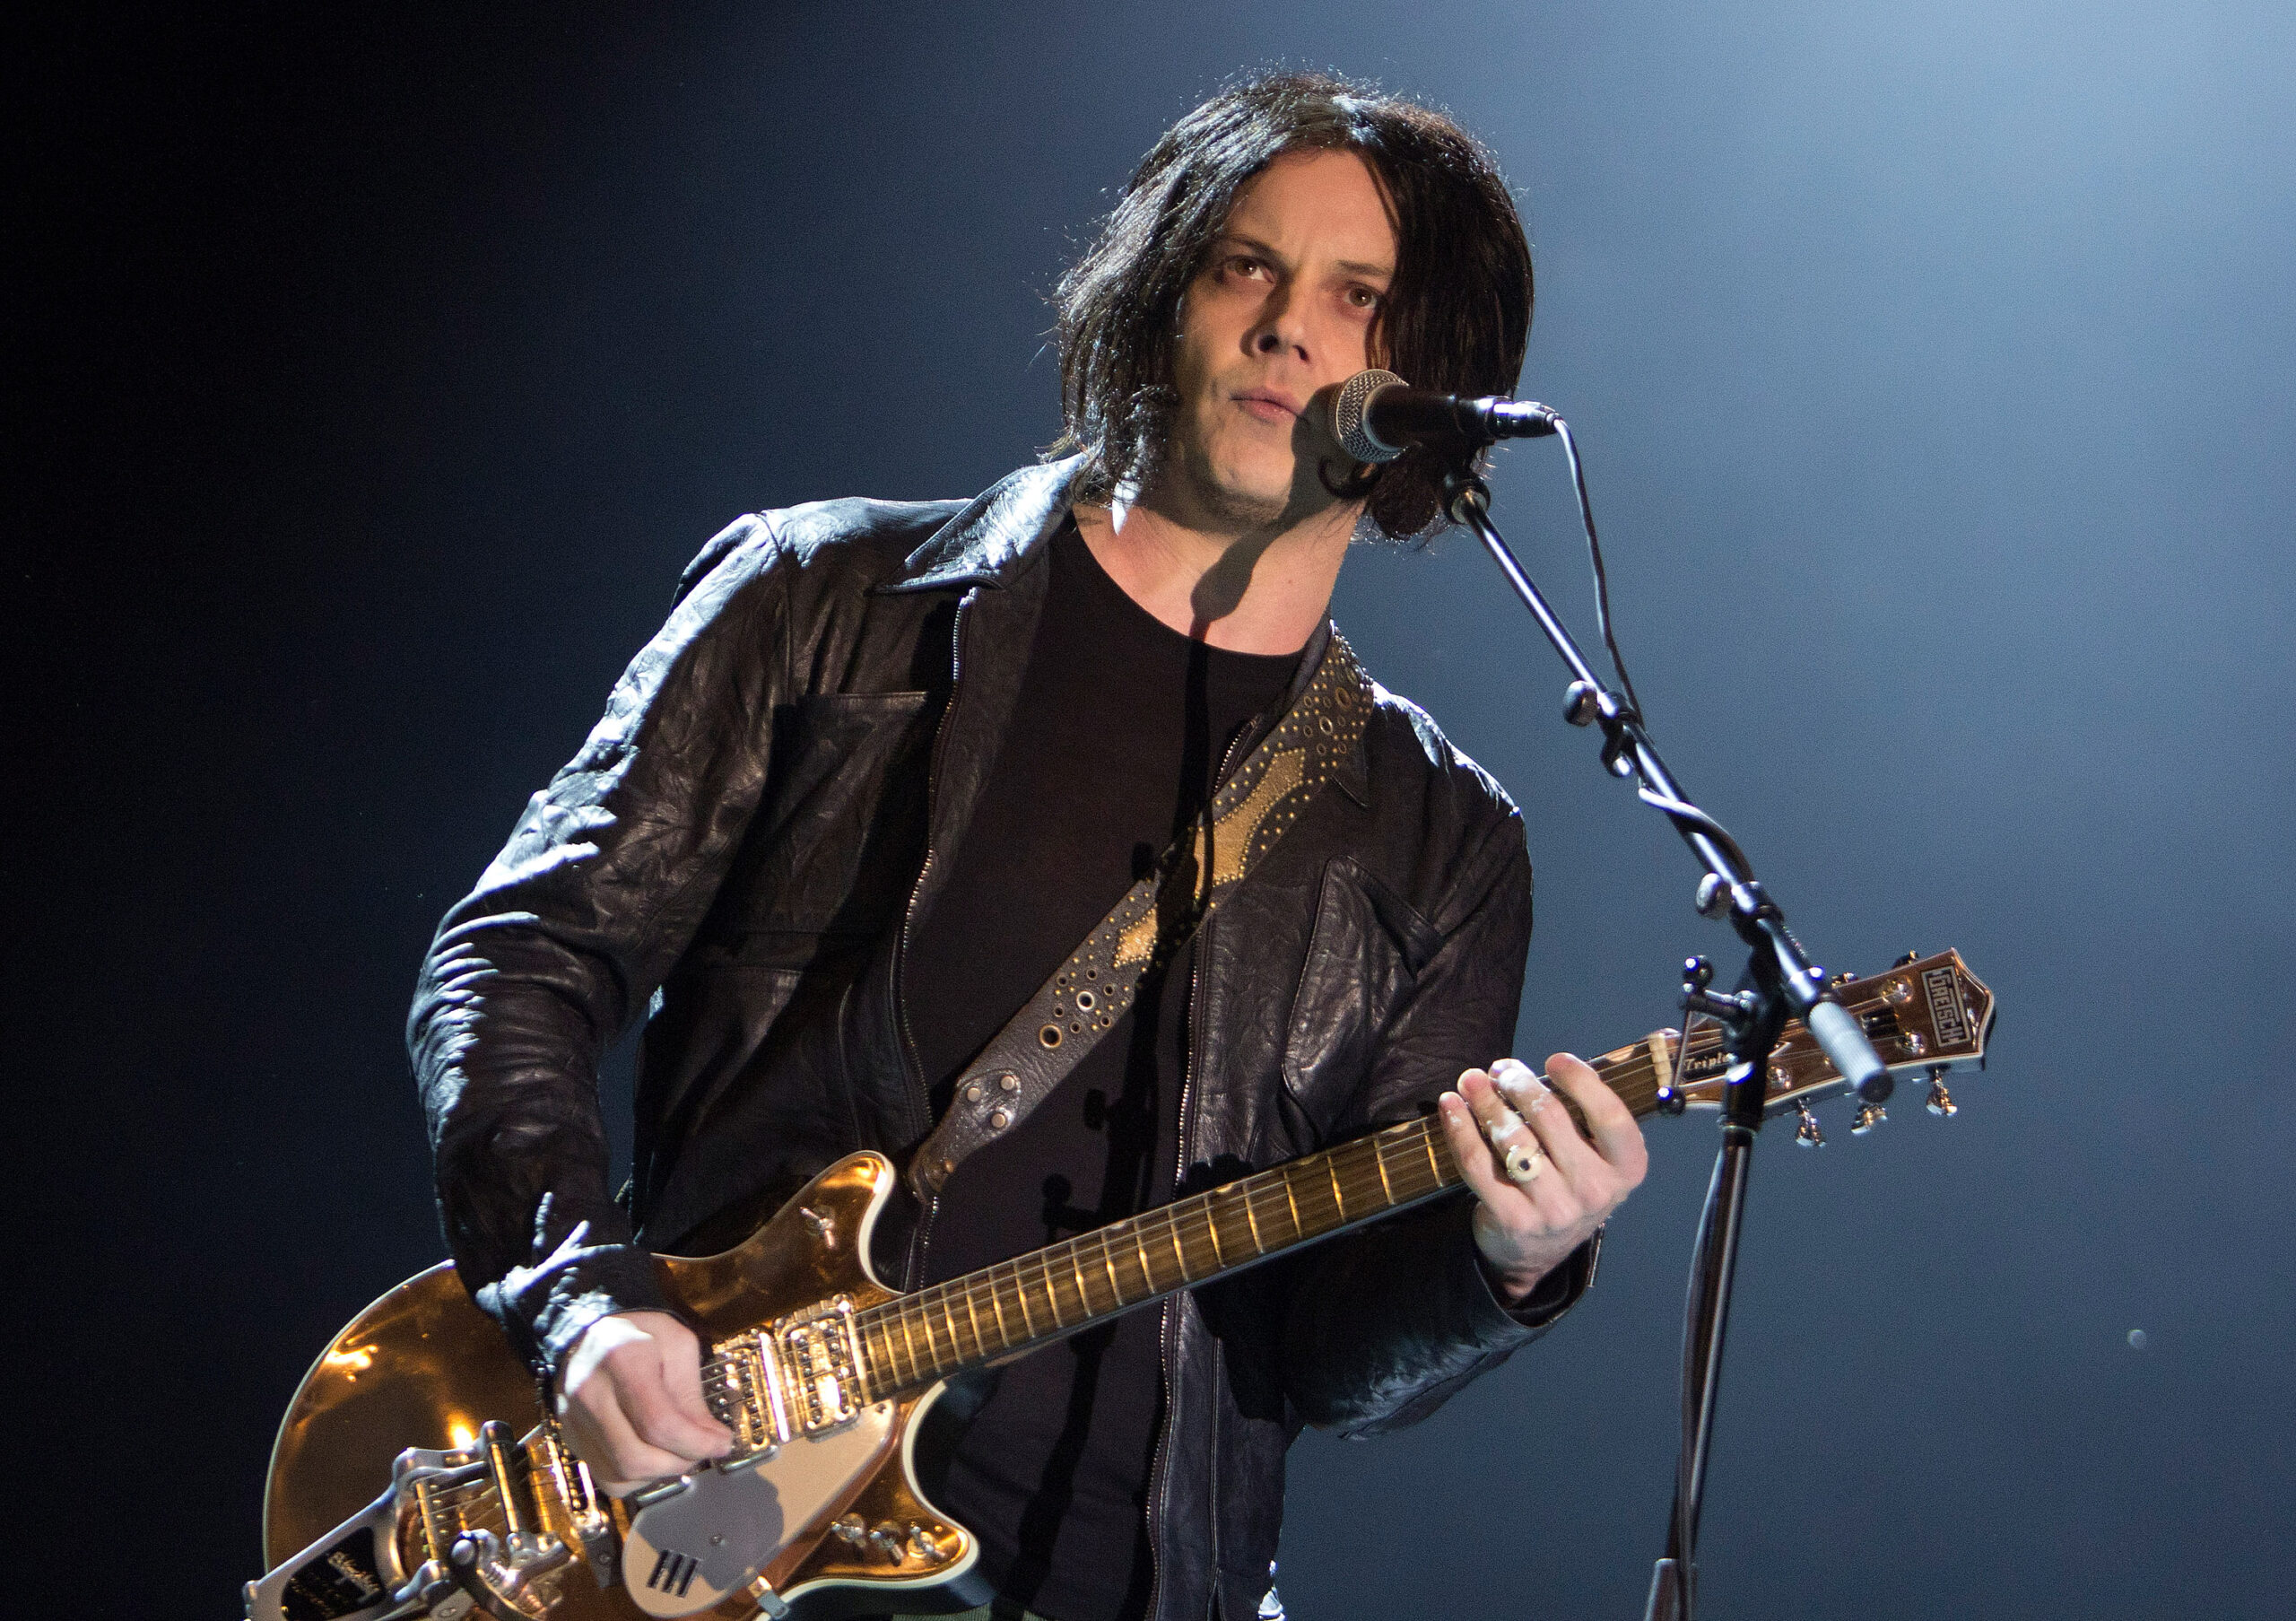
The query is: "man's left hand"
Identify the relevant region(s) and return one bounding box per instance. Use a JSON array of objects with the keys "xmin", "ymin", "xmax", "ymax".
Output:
[{"xmin": 1439, "ymin": 1053, "xmax": 1649, "ymax": 1303}]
